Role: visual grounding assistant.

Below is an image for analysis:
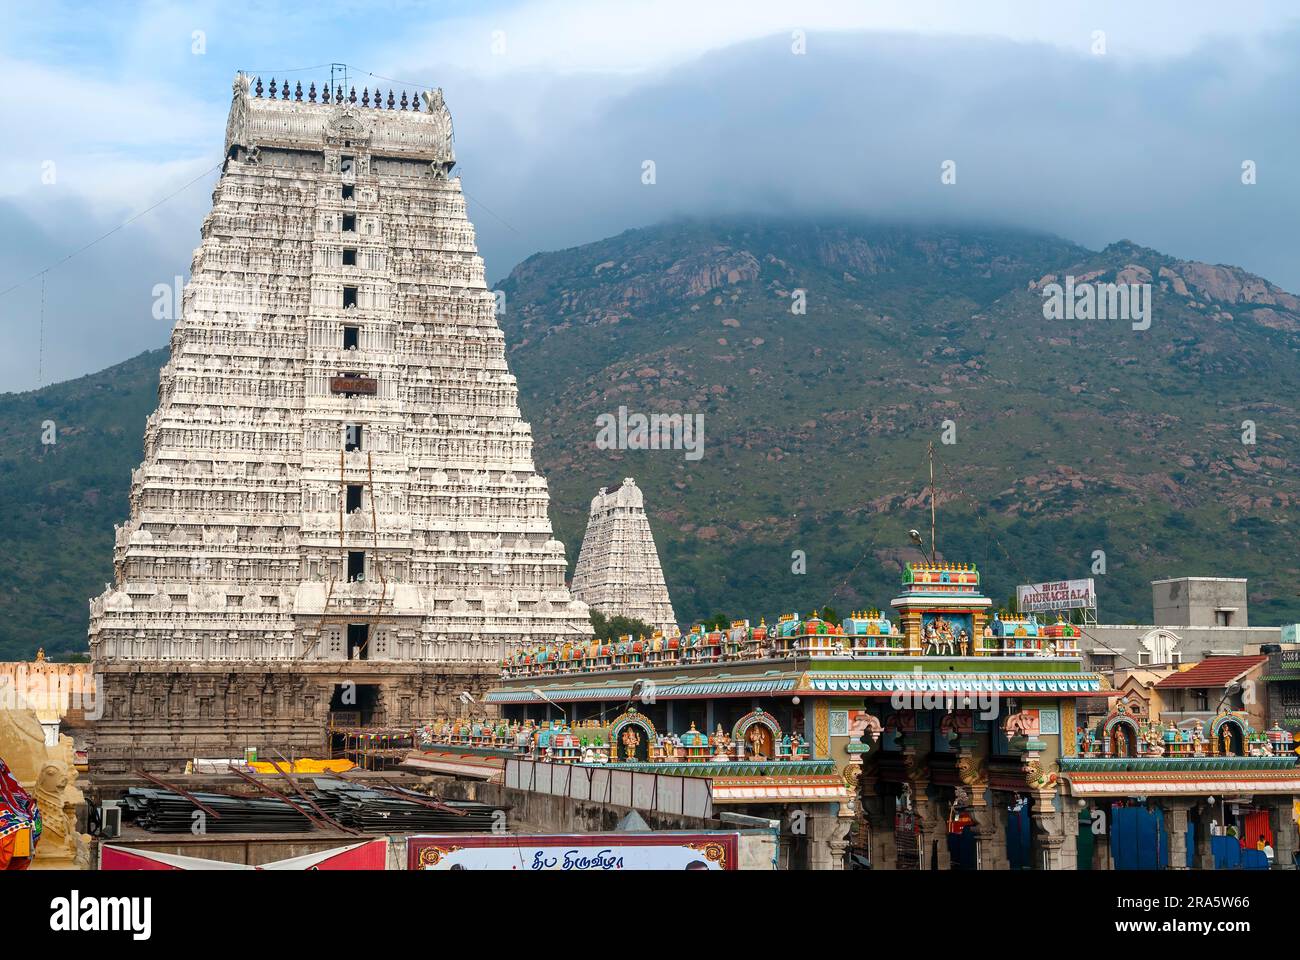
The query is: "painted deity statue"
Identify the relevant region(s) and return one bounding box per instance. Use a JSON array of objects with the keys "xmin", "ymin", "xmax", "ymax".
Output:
[{"xmin": 620, "ymin": 726, "xmax": 641, "ymax": 762}]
